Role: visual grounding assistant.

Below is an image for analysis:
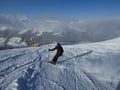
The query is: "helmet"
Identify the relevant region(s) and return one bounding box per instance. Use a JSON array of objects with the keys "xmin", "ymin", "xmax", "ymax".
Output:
[{"xmin": 57, "ymin": 42, "xmax": 61, "ymax": 46}]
